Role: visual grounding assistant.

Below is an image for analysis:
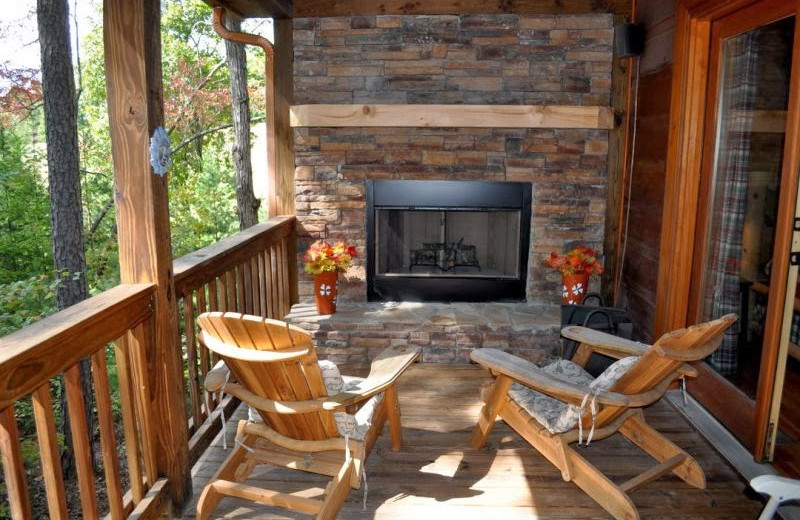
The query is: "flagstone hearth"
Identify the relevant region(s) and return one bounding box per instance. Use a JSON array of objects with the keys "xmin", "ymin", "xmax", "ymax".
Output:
[{"xmin": 285, "ymin": 302, "xmax": 562, "ymax": 365}]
